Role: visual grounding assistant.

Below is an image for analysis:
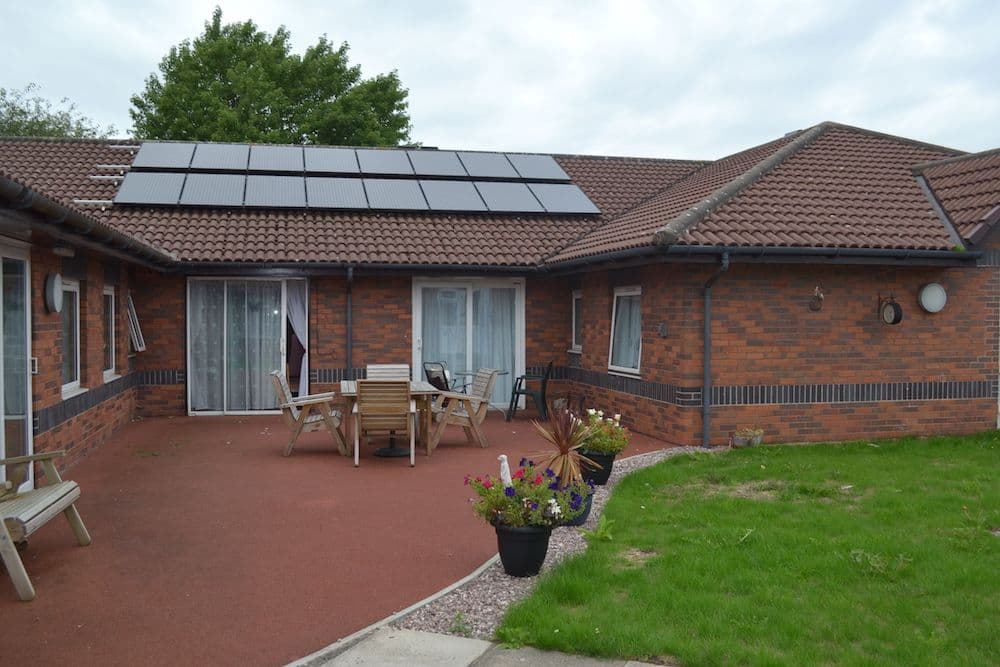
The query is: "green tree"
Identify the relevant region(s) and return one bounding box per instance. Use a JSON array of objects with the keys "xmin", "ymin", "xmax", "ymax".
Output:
[
  {"xmin": 130, "ymin": 7, "xmax": 412, "ymax": 145},
  {"xmin": 0, "ymin": 83, "xmax": 115, "ymax": 138}
]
